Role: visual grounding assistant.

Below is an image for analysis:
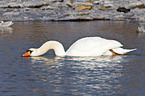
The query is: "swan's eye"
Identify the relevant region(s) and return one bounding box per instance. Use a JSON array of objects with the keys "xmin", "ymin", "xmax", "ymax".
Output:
[{"xmin": 26, "ymin": 50, "xmax": 33, "ymax": 53}]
